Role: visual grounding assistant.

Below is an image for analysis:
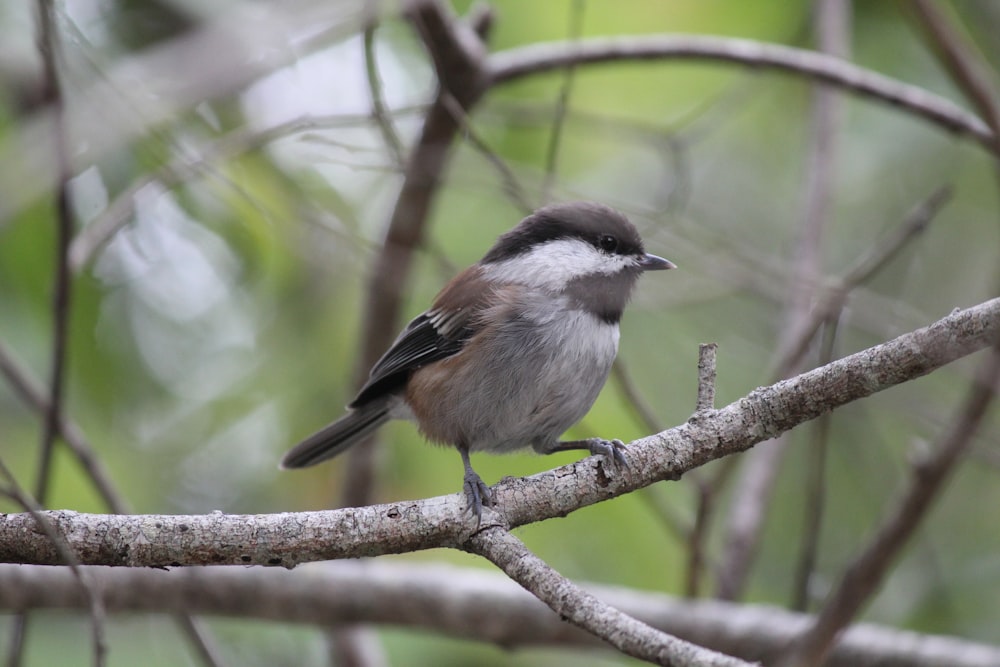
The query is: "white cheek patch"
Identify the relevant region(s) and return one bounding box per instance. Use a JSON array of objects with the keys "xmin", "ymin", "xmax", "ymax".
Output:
[{"xmin": 482, "ymin": 239, "xmax": 635, "ymax": 291}]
